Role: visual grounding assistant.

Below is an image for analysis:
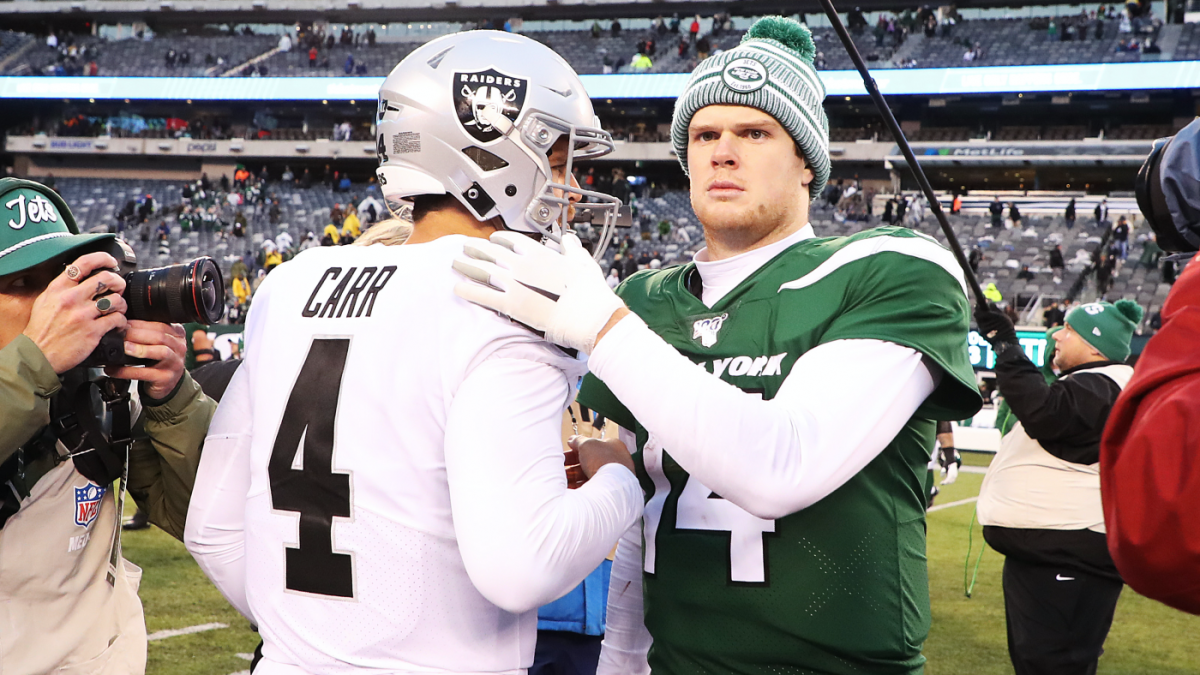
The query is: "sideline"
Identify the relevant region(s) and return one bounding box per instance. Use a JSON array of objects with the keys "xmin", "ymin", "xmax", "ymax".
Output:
[
  {"xmin": 928, "ymin": 496, "xmax": 979, "ymax": 513},
  {"xmin": 147, "ymin": 622, "xmax": 228, "ymax": 642}
]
